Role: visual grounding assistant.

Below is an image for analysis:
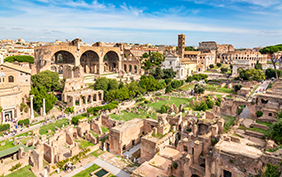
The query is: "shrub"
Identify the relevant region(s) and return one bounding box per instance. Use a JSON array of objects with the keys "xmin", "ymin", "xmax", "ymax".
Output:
[
  {"xmin": 256, "ymin": 111, "xmax": 263, "ymax": 117},
  {"xmin": 64, "ymin": 106, "xmax": 74, "ymax": 114},
  {"xmin": 144, "ymin": 100, "xmax": 151, "ymax": 104},
  {"xmin": 18, "ymin": 118, "xmax": 30, "ymax": 126},
  {"xmin": 186, "ymin": 76, "xmax": 193, "ymax": 83},
  {"xmin": 161, "ymin": 105, "xmax": 170, "ymax": 113},
  {"xmin": 195, "ymin": 102, "xmax": 208, "ymax": 111},
  {"xmin": 211, "ymin": 137, "xmax": 218, "ymax": 146},
  {"xmin": 165, "ymin": 84, "xmax": 173, "ymax": 93},
  {"xmin": 136, "ymin": 98, "xmax": 145, "ymax": 102},
  {"xmin": 87, "ymin": 101, "xmax": 119, "ymax": 115},
  {"xmin": 0, "ymin": 124, "xmax": 10, "ymax": 131},
  {"xmin": 9, "ymin": 163, "xmax": 22, "ymax": 171},
  {"xmin": 173, "ymin": 162, "xmax": 178, "ymax": 169},
  {"xmin": 221, "ymin": 67, "xmax": 228, "ymax": 73},
  {"xmin": 71, "ymin": 115, "xmax": 86, "ymax": 125},
  {"xmin": 5, "ymin": 55, "xmax": 34, "ymax": 63},
  {"xmin": 206, "ymin": 97, "xmax": 214, "ymax": 109},
  {"xmin": 234, "ymin": 84, "xmax": 243, "ymax": 92},
  {"xmin": 209, "ymin": 64, "xmax": 214, "ymax": 69},
  {"xmin": 216, "ymin": 100, "xmax": 221, "ymax": 107},
  {"xmin": 165, "ymin": 78, "xmax": 172, "ymax": 85},
  {"xmin": 194, "ymin": 83, "xmax": 205, "ymax": 94},
  {"xmin": 216, "ymin": 63, "xmax": 222, "ymax": 67},
  {"xmin": 155, "ymin": 92, "xmax": 162, "ymax": 96}
]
